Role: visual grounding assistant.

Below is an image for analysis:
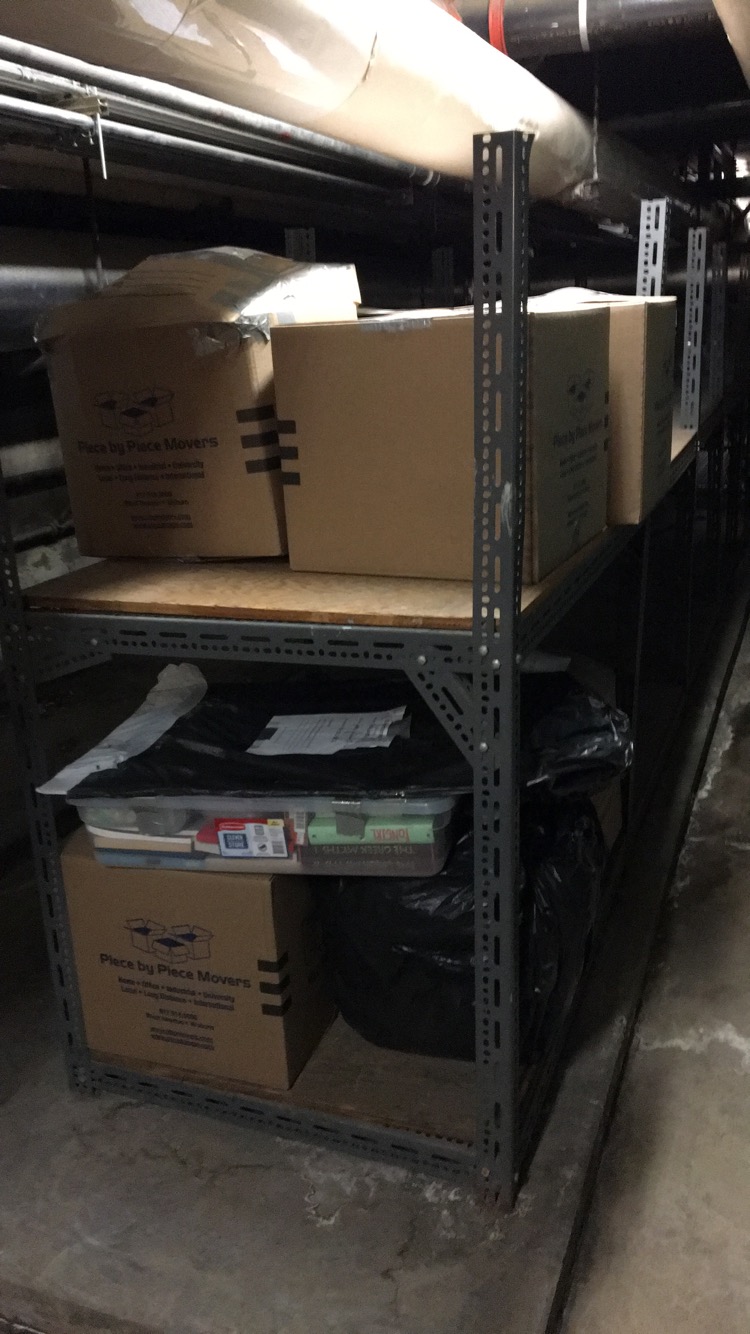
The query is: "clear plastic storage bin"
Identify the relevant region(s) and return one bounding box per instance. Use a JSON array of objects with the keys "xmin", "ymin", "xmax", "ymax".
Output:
[{"xmin": 74, "ymin": 794, "xmax": 458, "ymax": 877}]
